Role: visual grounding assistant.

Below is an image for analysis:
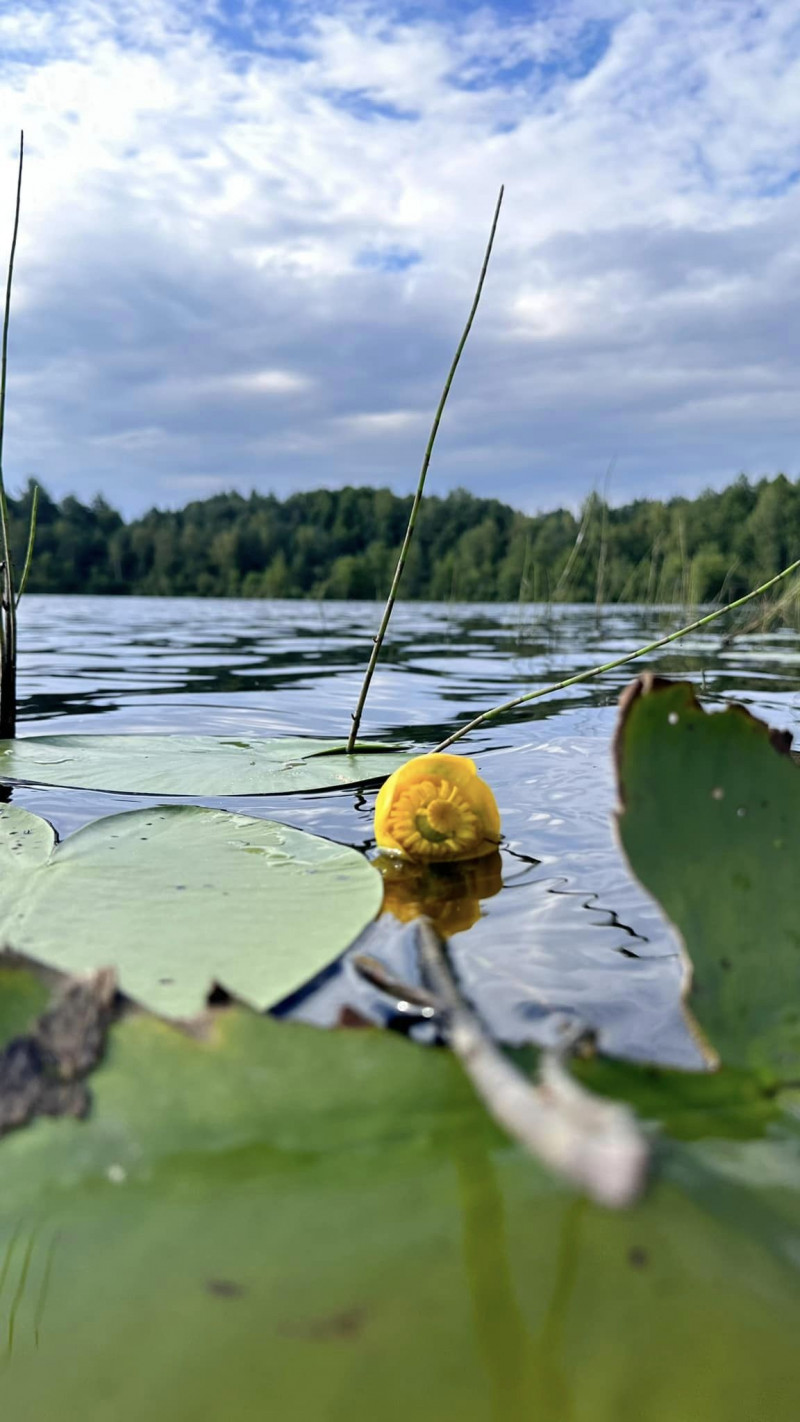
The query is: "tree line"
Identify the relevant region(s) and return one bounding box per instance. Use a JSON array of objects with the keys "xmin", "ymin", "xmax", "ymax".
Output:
[{"xmin": 6, "ymin": 473, "xmax": 799, "ymax": 603}]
